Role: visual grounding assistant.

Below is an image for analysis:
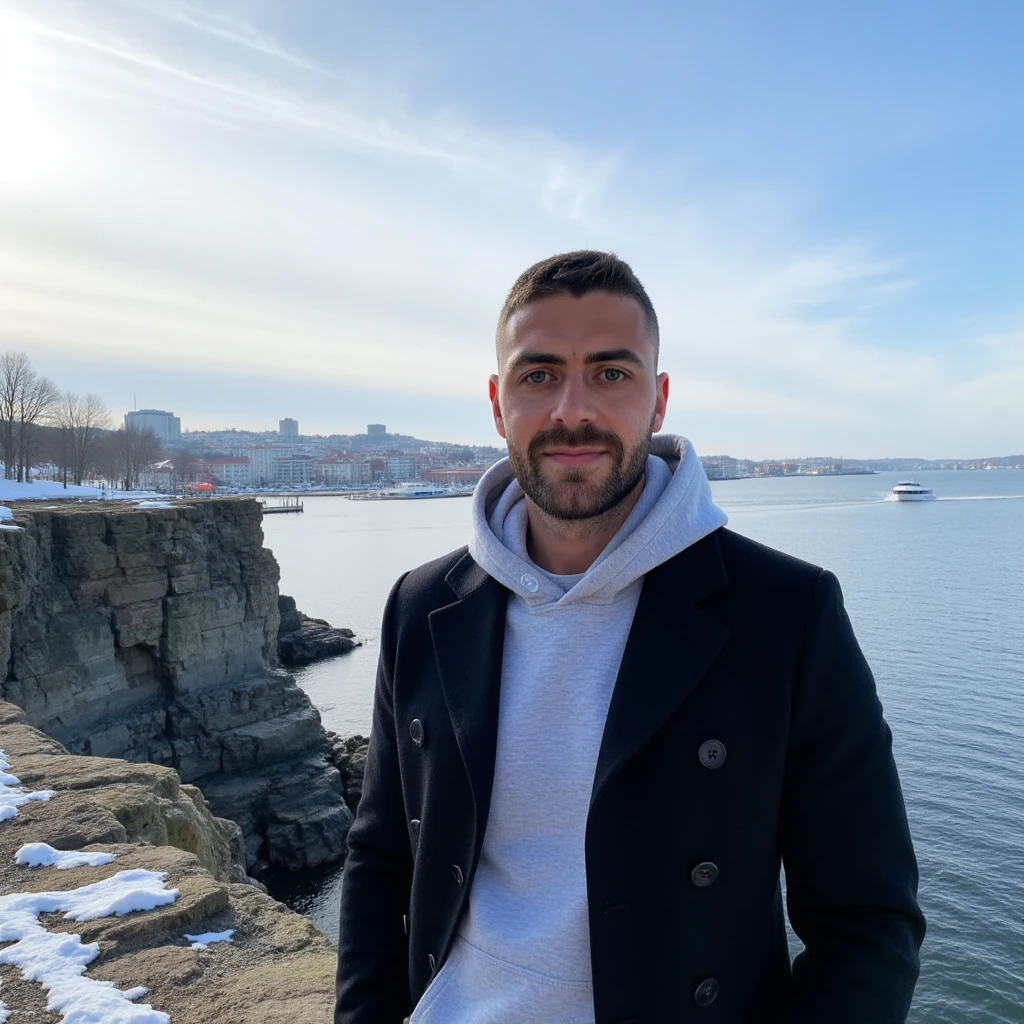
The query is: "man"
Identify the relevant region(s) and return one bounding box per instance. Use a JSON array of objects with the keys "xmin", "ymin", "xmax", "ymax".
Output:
[{"xmin": 336, "ymin": 251, "xmax": 925, "ymax": 1023}]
